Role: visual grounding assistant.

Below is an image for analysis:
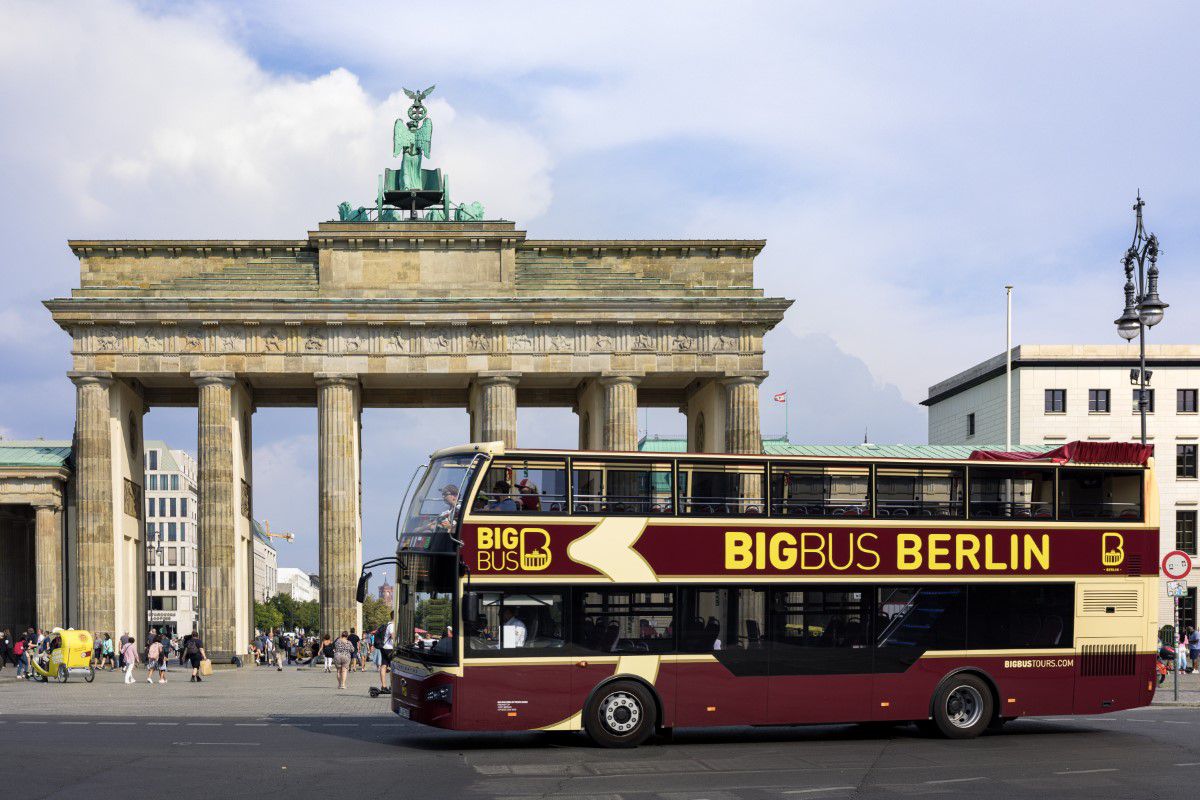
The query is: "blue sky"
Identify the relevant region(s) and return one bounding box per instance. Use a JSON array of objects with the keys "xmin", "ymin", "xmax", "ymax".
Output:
[{"xmin": 1, "ymin": 0, "xmax": 1197, "ymax": 576}]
